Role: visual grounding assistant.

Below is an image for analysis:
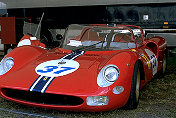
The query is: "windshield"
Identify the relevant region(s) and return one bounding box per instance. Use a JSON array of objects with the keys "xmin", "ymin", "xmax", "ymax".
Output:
[{"xmin": 61, "ymin": 24, "xmax": 142, "ymax": 51}]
